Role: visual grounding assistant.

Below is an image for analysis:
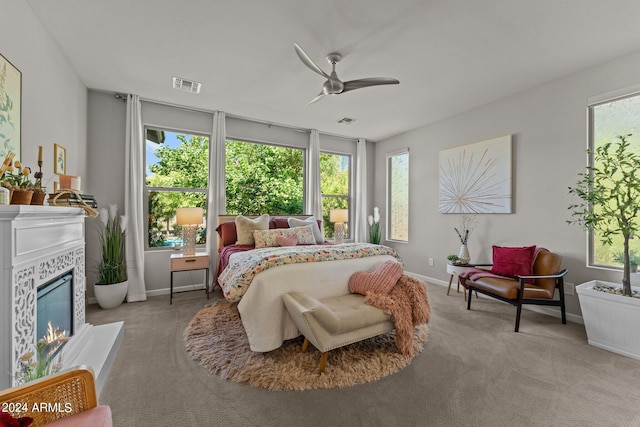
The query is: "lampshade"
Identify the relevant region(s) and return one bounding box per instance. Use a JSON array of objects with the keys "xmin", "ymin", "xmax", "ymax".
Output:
[
  {"xmin": 176, "ymin": 207, "xmax": 203, "ymax": 225},
  {"xmin": 330, "ymin": 209, "xmax": 349, "ymax": 223}
]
